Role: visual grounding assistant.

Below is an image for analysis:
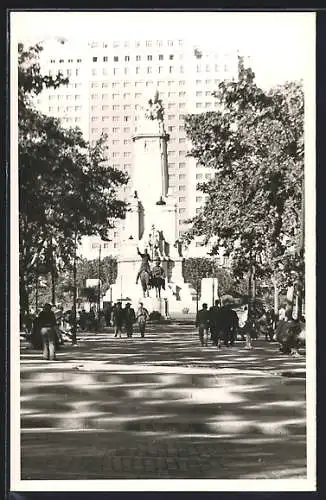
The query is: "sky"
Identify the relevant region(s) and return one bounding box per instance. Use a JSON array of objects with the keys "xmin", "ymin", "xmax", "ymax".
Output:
[{"xmin": 11, "ymin": 11, "xmax": 315, "ymax": 89}]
